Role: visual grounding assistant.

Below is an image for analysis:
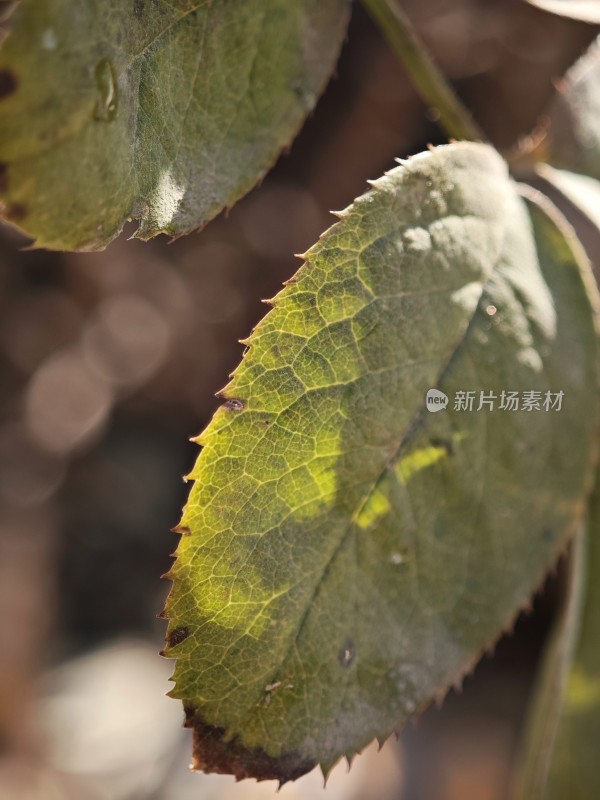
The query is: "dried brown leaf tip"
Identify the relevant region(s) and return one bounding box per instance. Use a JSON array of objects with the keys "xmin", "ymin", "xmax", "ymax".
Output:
[
  {"xmin": 185, "ymin": 709, "xmax": 316, "ymax": 784},
  {"xmin": 171, "ymin": 524, "xmax": 191, "ymax": 536}
]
